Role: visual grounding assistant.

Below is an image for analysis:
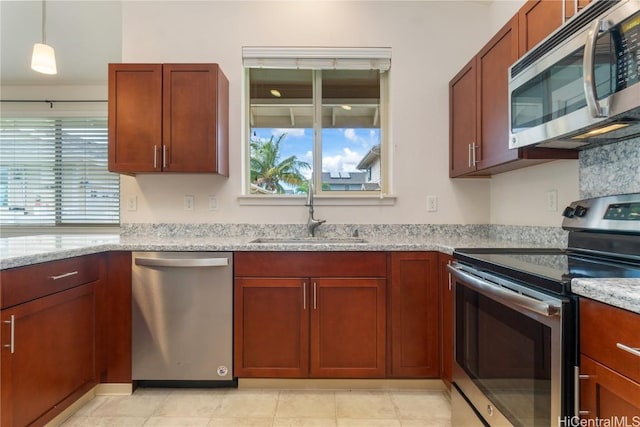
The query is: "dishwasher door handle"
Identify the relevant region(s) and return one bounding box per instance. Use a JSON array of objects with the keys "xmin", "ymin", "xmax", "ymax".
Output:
[{"xmin": 134, "ymin": 257, "xmax": 229, "ymax": 268}]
